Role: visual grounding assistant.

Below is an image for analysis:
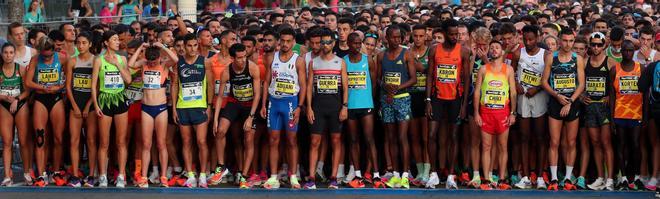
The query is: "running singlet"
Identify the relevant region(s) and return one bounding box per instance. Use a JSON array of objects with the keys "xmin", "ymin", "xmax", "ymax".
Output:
[
  {"xmin": 480, "ymin": 63, "xmax": 510, "ymax": 112},
  {"xmin": 584, "ymin": 57, "xmax": 609, "ymax": 101},
  {"xmin": 98, "ymin": 54, "xmax": 125, "ymax": 94},
  {"xmin": 72, "ymin": 56, "xmax": 93, "ymax": 93},
  {"xmin": 433, "ymin": 44, "xmax": 462, "ymax": 100},
  {"xmin": 517, "ymin": 48, "xmax": 546, "ymax": 92},
  {"xmin": 345, "ymin": 54, "xmax": 374, "ymax": 109},
  {"xmin": 412, "ymin": 48, "xmax": 429, "ymax": 92},
  {"xmin": 549, "ymin": 52, "xmax": 578, "ymax": 96},
  {"xmin": 0, "ymin": 63, "xmax": 22, "ymax": 98},
  {"xmin": 312, "ymin": 55, "xmax": 342, "ymax": 98},
  {"xmin": 142, "ymin": 64, "xmax": 167, "ymax": 89},
  {"xmin": 14, "ymin": 46, "xmax": 33, "ymax": 69},
  {"xmin": 227, "ymin": 61, "xmax": 255, "ymax": 106},
  {"xmin": 209, "ymin": 53, "xmax": 229, "ymax": 103},
  {"xmin": 34, "ymin": 53, "xmax": 64, "ymax": 88},
  {"xmin": 633, "ymin": 50, "xmax": 657, "ymax": 66},
  {"xmin": 381, "ymin": 48, "xmax": 410, "ymax": 96},
  {"xmin": 606, "ymin": 47, "xmax": 622, "ymax": 63},
  {"xmin": 176, "ymin": 56, "xmax": 208, "ymax": 109},
  {"xmin": 613, "ymin": 62, "xmax": 642, "ymax": 120},
  {"xmin": 470, "ymin": 57, "xmax": 485, "ymax": 94},
  {"xmin": 125, "ymin": 68, "xmax": 143, "ymax": 101},
  {"xmin": 268, "ymin": 52, "xmax": 300, "ymax": 98}
]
